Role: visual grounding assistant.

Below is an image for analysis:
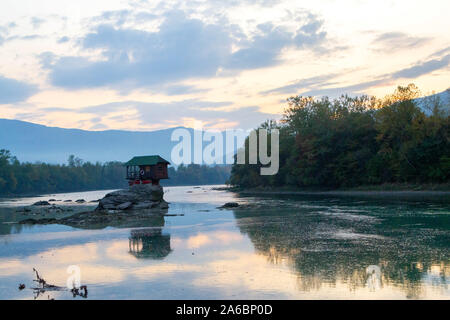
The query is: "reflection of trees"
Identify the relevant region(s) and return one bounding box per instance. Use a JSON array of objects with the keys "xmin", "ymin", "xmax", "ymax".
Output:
[
  {"xmin": 233, "ymin": 200, "xmax": 450, "ymax": 298},
  {"xmin": 129, "ymin": 228, "xmax": 172, "ymax": 259},
  {"xmin": 0, "ymin": 207, "xmax": 28, "ymax": 235}
]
